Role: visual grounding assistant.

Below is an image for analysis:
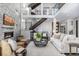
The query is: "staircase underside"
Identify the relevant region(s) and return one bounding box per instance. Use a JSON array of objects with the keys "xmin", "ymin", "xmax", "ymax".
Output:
[{"xmin": 29, "ymin": 3, "xmax": 65, "ymax": 30}]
